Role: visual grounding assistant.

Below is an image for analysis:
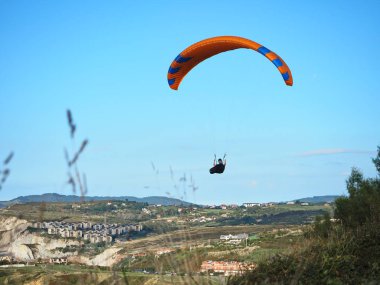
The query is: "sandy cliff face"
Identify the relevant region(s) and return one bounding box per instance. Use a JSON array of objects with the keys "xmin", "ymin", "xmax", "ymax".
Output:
[
  {"xmin": 87, "ymin": 247, "xmax": 122, "ymax": 267},
  {"xmin": 0, "ymin": 216, "xmax": 30, "ymax": 251},
  {"xmin": 0, "ymin": 216, "xmax": 80, "ymax": 261},
  {"xmin": 68, "ymin": 246, "xmax": 122, "ymax": 267},
  {"xmin": 9, "ymin": 232, "xmax": 80, "ymax": 260},
  {"xmin": 0, "ymin": 216, "xmax": 122, "ymax": 266}
]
